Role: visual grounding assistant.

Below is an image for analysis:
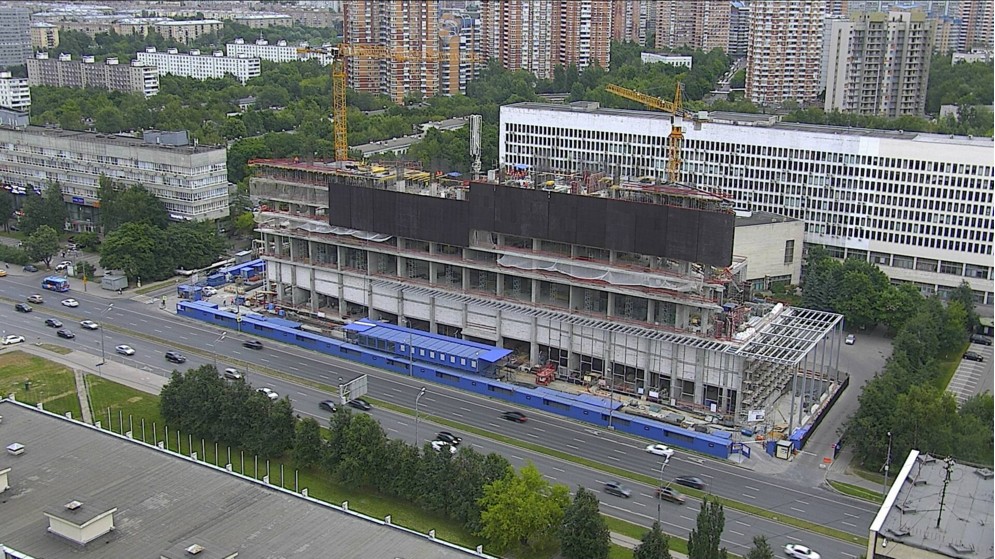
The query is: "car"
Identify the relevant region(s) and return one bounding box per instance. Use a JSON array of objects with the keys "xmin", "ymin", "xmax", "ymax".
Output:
[
  {"xmin": 44, "ymin": 318, "xmax": 63, "ymax": 328},
  {"xmin": 202, "ymin": 286, "xmax": 218, "ymax": 296},
  {"xmin": 784, "ymin": 544, "xmax": 820, "ymax": 559},
  {"xmin": 27, "ymin": 294, "xmax": 44, "ymax": 304},
  {"xmin": 674, "ymin": 476, "xmax": 707, "ymax": 490},
  {"xmin": 435, "ymin": 431, "xmax": 462, "ymax": 446},
  {"xmin": 22, "ymin": 264, "xmax": 38, "ymax": 272},
  {"xmin": 347, "ymin": 398, "xmax": 372, "ymax": 411},
  {"xmin": 0, "ymin": 269, "xmax": 6, "ymax": 277},
  {"xmin": 258, "ymin": 387, "xmax": 279, "ymax": 401},
  {"xmin": 431, "ymin": 440, "xmax": 458, "ymax": 454},
  {"xmin": 501, "ymin": 411, "xmax": 527, "ymax": 423},
  {"xmin": 222, "ymin": 367, "xmax": 242, "ymax": 380},
  {"xmin": 963, "ymin": 351, "xmax": 984, "ymax": 362},
  {"xmin": 61, "ymin": 298, "xmax": 79, "ymax": 307},
  {"xmin": 115, "ymin": 344, "xmax": 135, "ymax": 356},
  {"xmin": 319, "ymin": 399, "xmax": 337, "ymax": 413},
  {"xmin": 603, "ymin": 481, "xmax": 631, "ymax": 498},
  {"xmin": 14, "ymin": 303, "xmax": 32, "ymax": 313},
  {"xmin": 845, "ymin": 334, "xmax": 856, "ymax": 345},
  {"xmin": 971, "ymin": 334, "xmax": 993, "ymax": 346},
  {"xmin": 645, "ymin": 444, "xmax": 675, "ymax": 458},
  {"xmin": 56, "ymin": 329, "xmax": 75, "ymax": 339},
  {"xmin": 655, "ymin": 486, "xmax": 686, "ymax": 504},
  {"xmin": 164, "ymin": 351, "xmax": 186, "ymax": 364},
  {"xmin": 1, "ymin": 335, "xmax": 25, "ymax": 345},
  {"xmin": 80, "ymin": 320, "xmax": 99, "ymax": 330},
  {"xmin": 55, "ymin": 261, "xmax": 72, "ymax": 271},
  {"xmin": 242, "ymin": 339, "xmax": 264, "ymax": 350}
]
